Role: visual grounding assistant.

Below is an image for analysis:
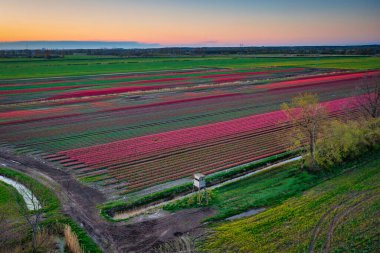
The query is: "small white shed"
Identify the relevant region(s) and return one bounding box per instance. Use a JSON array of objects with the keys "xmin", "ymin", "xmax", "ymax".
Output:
[{"xmin": 193, "ymin": 173, "xmax": 206, "ymax": 189}]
